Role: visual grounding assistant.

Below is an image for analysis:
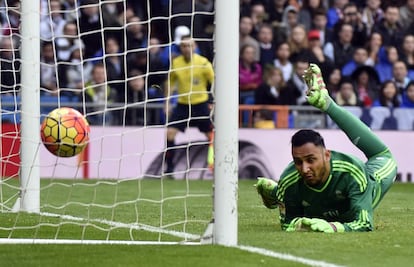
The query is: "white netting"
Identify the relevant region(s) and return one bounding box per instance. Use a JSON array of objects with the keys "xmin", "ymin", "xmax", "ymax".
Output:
[{"xmin": 0, "ymin": 0, "xmax": 216, "ymax": 244}]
